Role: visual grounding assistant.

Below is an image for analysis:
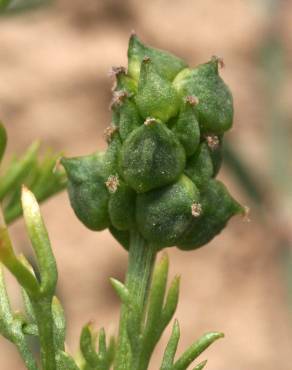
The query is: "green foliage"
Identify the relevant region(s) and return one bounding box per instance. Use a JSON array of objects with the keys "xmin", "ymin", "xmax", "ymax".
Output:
[
  {"xmin": 0, "ymin": 133, "xmax": 66, "ymax": 225},
  {"xmin": 56, "ymin": 352, "xmax": 79, "ymax": 370},
  {"xmin": 171, "ymin": 331, "xmax": 224, "ymax": 370},
  {"xmin": 160, "ymin": 319, "xmax": 222, "ymax": 370},
  {"xmin": 111, "ymin": 254, "xmax": 223, "ymax": 370},
  {"xmin": 0, "ymin": 266, "xmax": 38, "ymax": 370},
  {"xmin": 0, "ymin": 142, "xmax": 39, "ymax": 201},
  {"xmin": 0, "ymin": 188, "xmax": 59, "ymax": 369},
  {"xmin": 80, "ymin": 324, "xmax": 115, "ymax": 369},
  {"xmin": 0, "ymin": 177, "xmax": 115, "ymax": 370}
]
